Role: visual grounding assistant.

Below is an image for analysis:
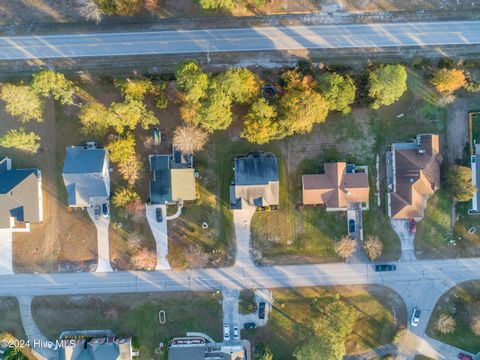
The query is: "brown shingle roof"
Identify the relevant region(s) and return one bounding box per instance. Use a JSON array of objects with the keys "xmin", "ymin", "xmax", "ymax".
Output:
[
  {"xmin": 302, "ymin": 162, "xmax": 369, "ymax": 208},
  {"xmin": 390, "ymin": 134, "xmax": 442, "ymax": 219}
]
